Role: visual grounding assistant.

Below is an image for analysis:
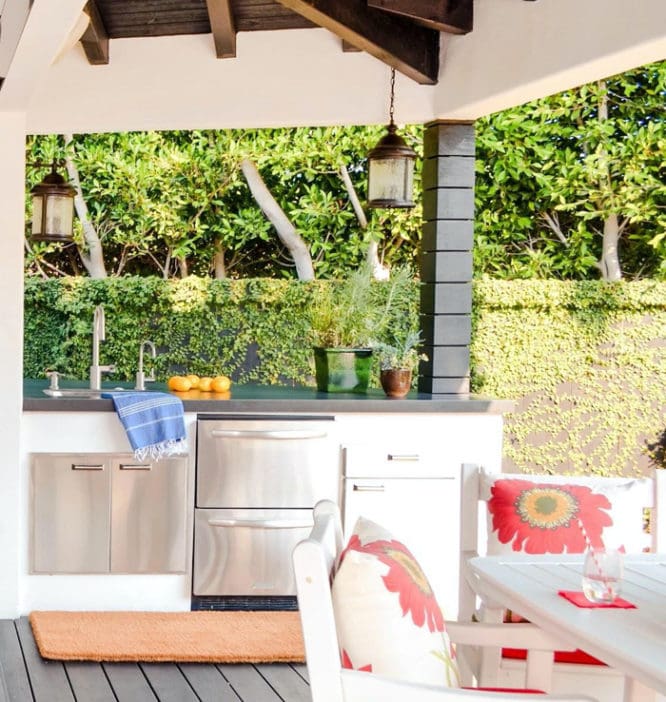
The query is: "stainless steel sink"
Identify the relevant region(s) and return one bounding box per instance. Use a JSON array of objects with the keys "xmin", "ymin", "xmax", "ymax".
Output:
[{"xmin": 42, "ymin": 387, "xmax": 140, "ymax": 398}]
